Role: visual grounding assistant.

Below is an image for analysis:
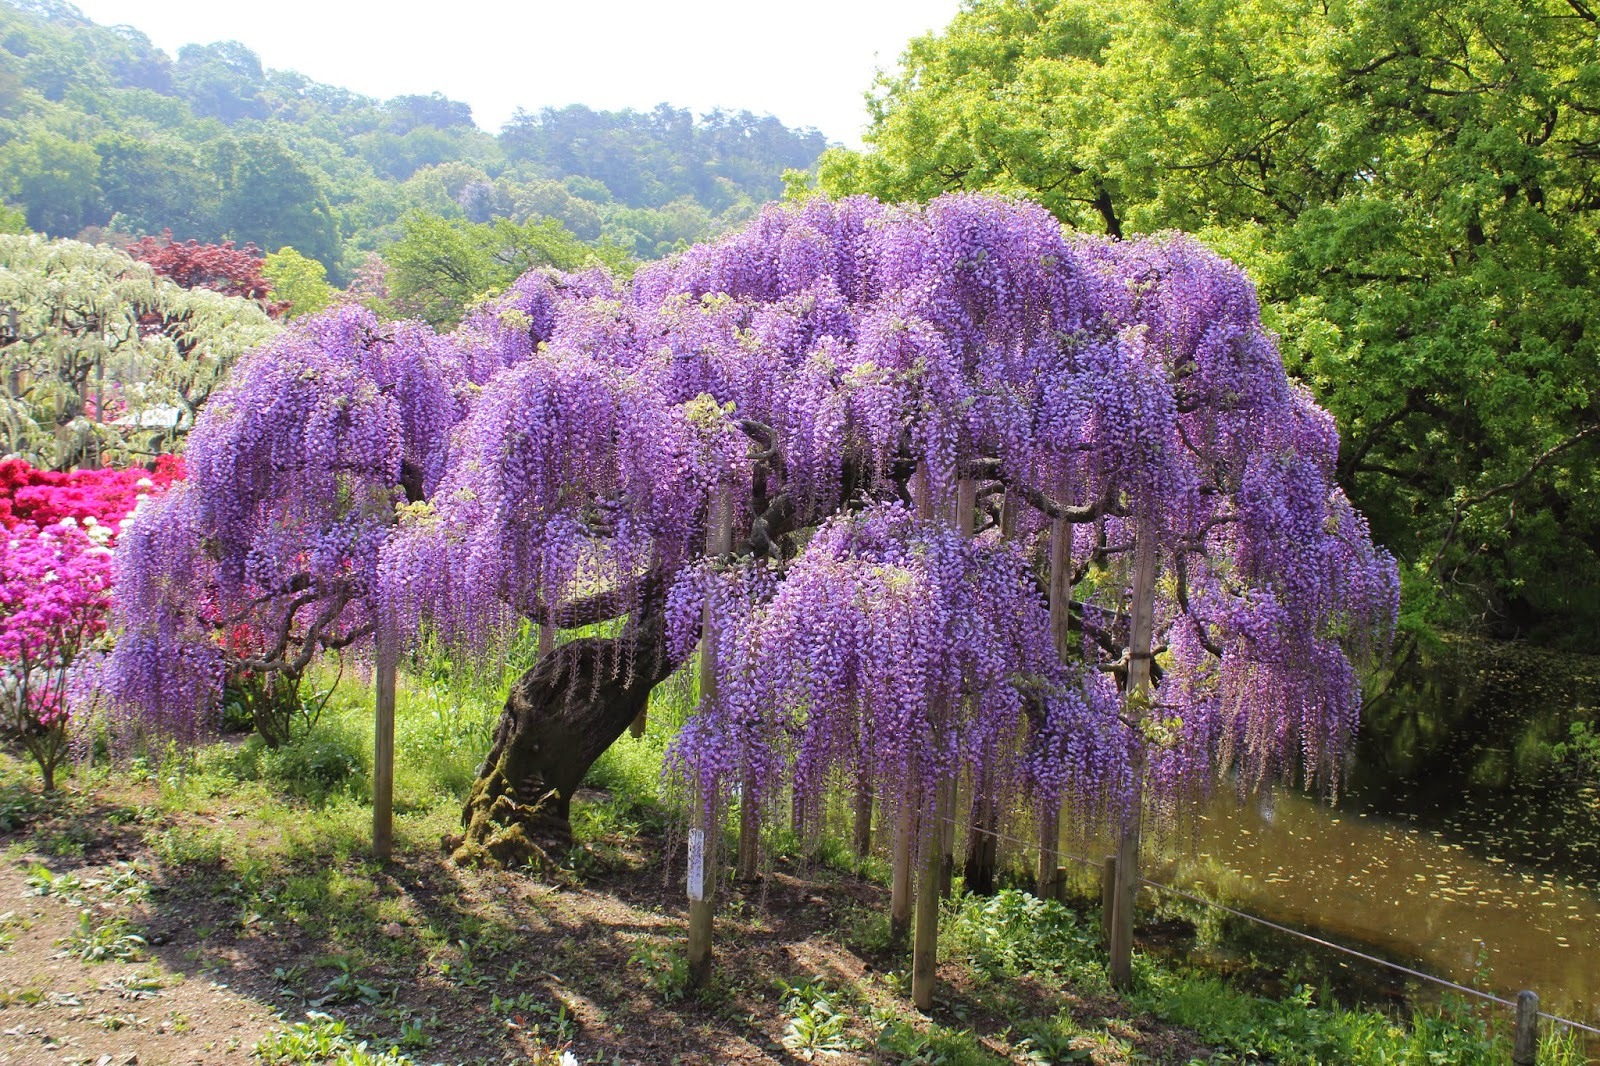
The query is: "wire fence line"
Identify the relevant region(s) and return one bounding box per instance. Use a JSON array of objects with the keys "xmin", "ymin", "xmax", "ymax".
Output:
[{"xmin": 828, "ymin": 787, "xmax": 1600, "ymax": 1039}]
